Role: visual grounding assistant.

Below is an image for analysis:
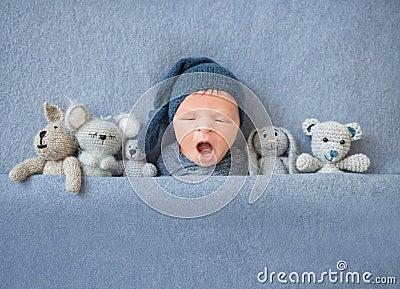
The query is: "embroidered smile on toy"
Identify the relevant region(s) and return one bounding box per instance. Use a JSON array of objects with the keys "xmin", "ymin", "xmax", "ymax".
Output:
[{"xmin": 296, "ymin": 118, "xmax": 370, "ymax": 173}]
